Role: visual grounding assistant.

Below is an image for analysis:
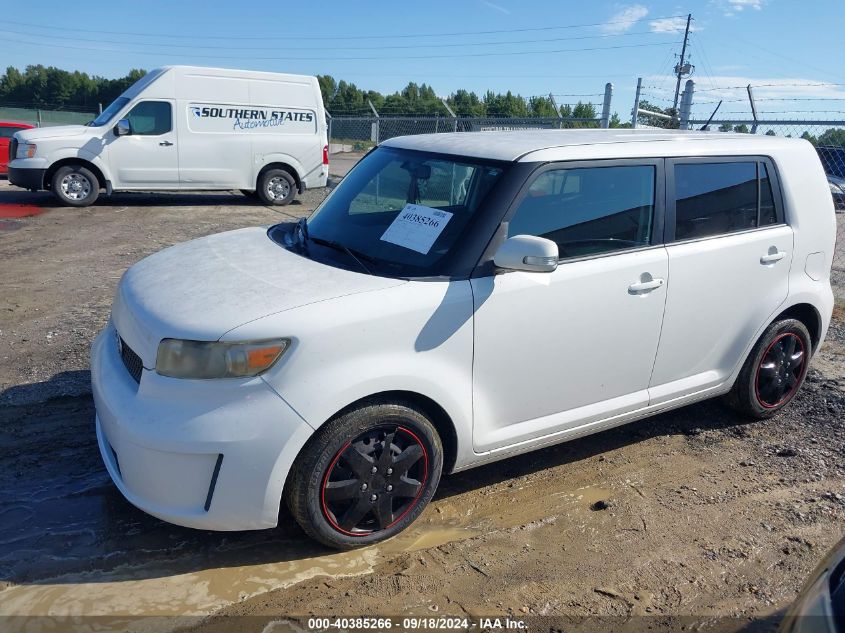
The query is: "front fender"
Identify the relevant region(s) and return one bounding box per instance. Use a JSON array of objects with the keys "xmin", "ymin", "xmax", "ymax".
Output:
[{"xmin": 46, "ymin": 145, "xmax": 113, "ymax": 185}]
